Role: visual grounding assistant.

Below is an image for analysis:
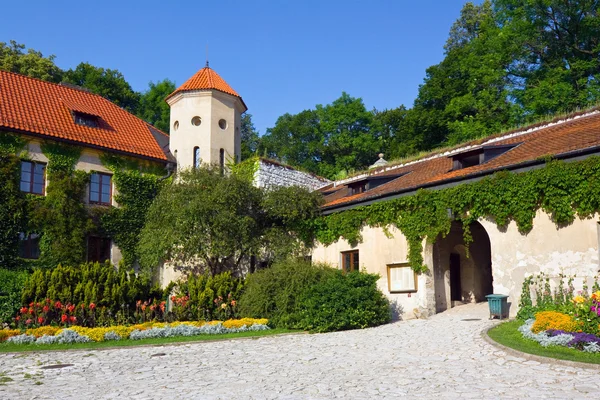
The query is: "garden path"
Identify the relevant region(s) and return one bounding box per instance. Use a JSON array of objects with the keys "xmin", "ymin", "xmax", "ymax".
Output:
[{"xmin": 1, "ymin": 303, "xmax": 599, "ymax": 399}]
